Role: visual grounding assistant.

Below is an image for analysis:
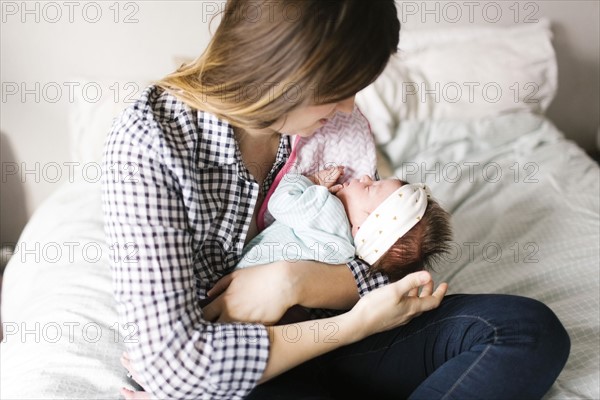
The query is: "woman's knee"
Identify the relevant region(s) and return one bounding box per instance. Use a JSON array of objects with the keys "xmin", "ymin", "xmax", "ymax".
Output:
[
  {"xmin": 447, "ymin": 294, "xmax": 570, "ymax": 365},
  {"xmin": 508, "ymin": 296, "xmax": 568, "ymax": 338},
  {"xmin": 498, "ymin": 295, "xmax": 571, "ymax": 368},
  {"xmin": 451, "ymin": 294, "xmax": 571, "ymax": 394}
]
